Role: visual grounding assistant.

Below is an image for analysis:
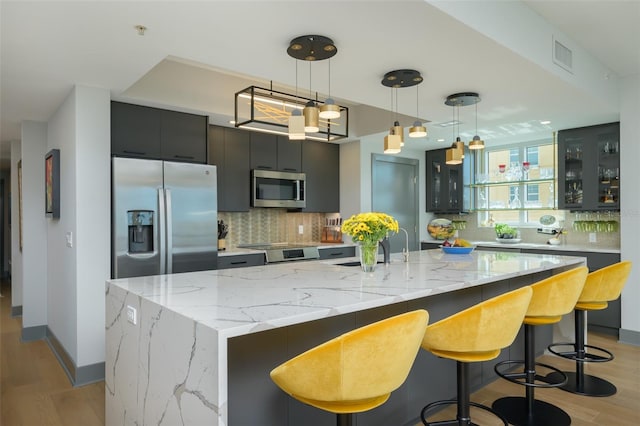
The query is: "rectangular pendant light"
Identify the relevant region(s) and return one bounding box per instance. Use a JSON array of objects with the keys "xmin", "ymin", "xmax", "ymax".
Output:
[{"xmin": 384, "ymin": 134, "xmax": 402, "ymax": 154}]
